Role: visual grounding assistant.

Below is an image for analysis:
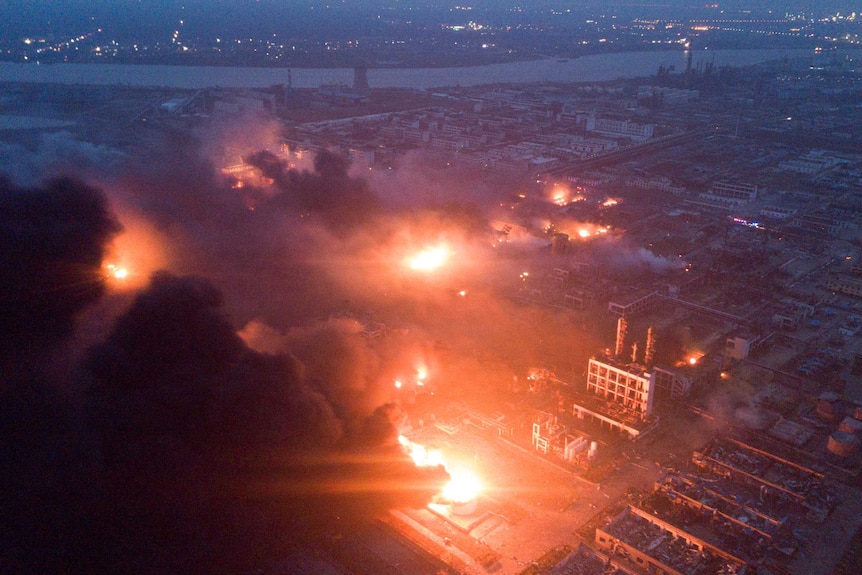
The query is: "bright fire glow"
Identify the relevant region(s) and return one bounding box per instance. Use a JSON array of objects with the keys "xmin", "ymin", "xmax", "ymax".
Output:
[
  {"xmin": 105, "ymin": 263, "xmax": 129, "ymax": 280},
  {"xmin": 548, "ymin": 184, "xmax": 586, "ymax": 207},
  {"xmin": 566, "ymin": 223, "xmax": 609, "ymax": 239},
  {"xmin": 689, "ymin": 356, "xmax": 699, "ymax": 365},
  {"xmin": 398, "ymin": 435, "xmax": 443, "ymax": 468},
  {"xmin": 102, "ymin": 207, "xmax": 169, "ymax": 290},
  {"xmin": 407, "ymin": 245, "xmax": 450, "ymax": 271},
  {"xmin": 602, "ymin": 198, "xmax": 619, "ymax": 207},
  {"xmin": 442, "ymin": 468, "xmax": 482, "ymax": 503},
  {"xmin": 552, "ymin": 189, "xmax": 568, "ymax": 206},
  {"xmin": 398, "ymin": 435, "xmax": 483, "ymax": 504}
]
